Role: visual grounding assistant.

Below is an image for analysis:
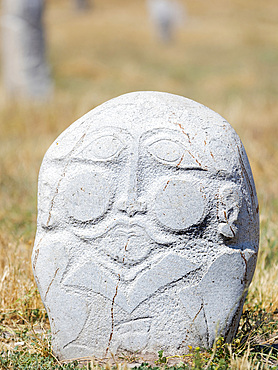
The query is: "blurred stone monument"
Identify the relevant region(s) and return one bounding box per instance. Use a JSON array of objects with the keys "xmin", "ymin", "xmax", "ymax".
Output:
[
  {"xmin": 32, "ymin": 92, "xmax": 259, "ymax": 360},
  {"xmin": 74, "ymin": 0, "xmax": 91, "ymax": 11},
  {"xmin": 1, "ymin": 0, "xmax": 52, "ymax": 100},
  {"xmin": 146, "ymin": 0, "xmax": 185, "ymax": 43}
]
